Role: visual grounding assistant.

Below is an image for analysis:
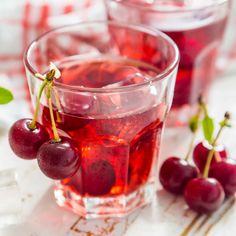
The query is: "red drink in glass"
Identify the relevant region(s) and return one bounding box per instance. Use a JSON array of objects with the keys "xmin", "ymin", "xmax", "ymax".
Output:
[
  {"xmin": 41, "ymin": 58, "xmax": 165, "ymax": 197},
  {"xmin": 24, "ymin": 22, "xmax": 179, "ymax": 218},
  {"xmin": 106, "ymin": 0, "xmax": 229, "ymax": 125},
  {"xmin": 165, "ymin": 18, "xmax": 227, "ymax": 109}
]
